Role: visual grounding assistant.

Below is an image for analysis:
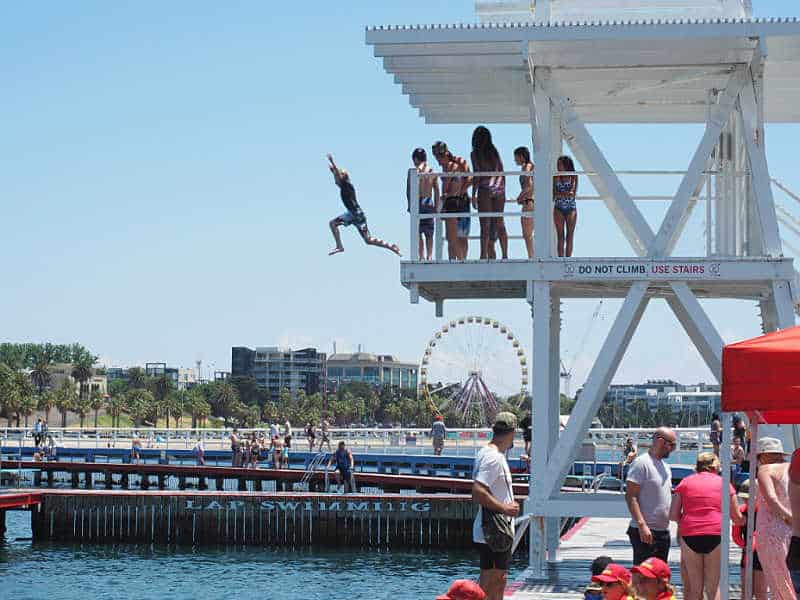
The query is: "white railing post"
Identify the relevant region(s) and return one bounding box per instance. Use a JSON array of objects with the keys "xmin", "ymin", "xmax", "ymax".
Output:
[{"xmin": 409, "ymin": 168, "xmax": 420, "ymax": 261}]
